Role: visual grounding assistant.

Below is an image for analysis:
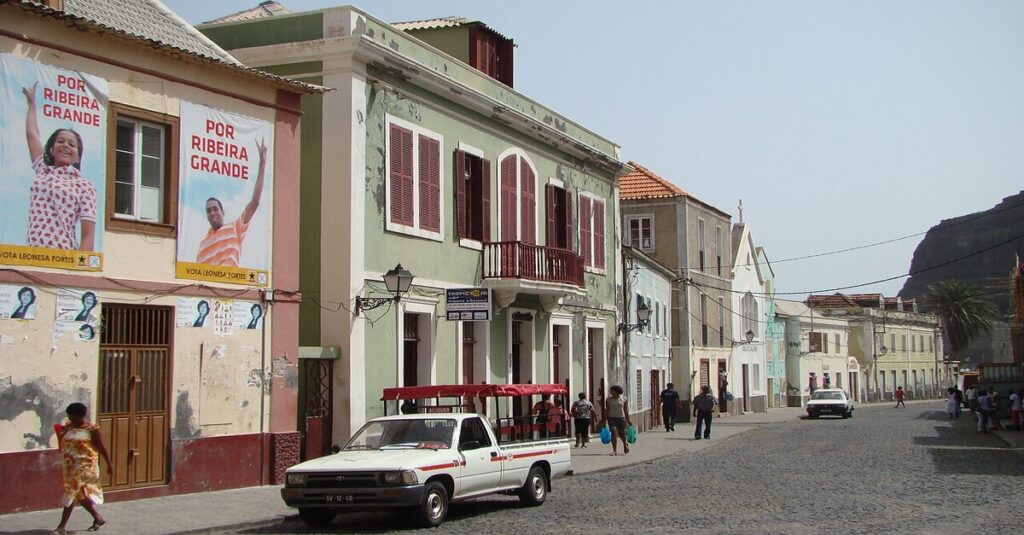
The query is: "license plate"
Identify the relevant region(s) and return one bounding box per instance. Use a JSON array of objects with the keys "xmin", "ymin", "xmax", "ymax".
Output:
[{"xmin": 325, "ymin": 494, "xmax": 354, "ymax": 503}]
